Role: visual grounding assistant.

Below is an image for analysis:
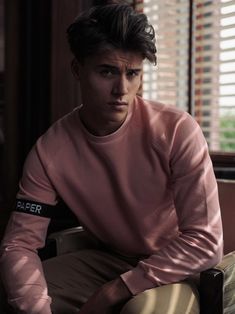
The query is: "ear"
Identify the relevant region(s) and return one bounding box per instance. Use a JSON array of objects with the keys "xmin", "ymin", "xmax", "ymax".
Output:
[{"xmin": 71, "ymin": 58, "xmax": 80, "ymax": 80}]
